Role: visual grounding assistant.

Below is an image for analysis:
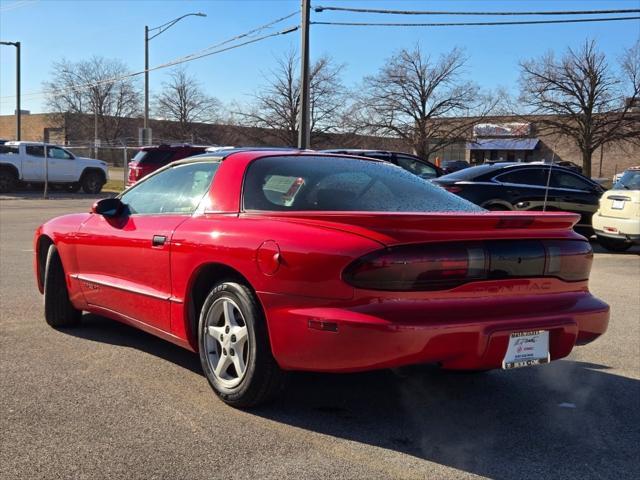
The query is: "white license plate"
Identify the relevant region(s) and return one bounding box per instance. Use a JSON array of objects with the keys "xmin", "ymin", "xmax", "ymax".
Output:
[
  {"xmin": 502, "ymin": 330, "xmax": 550, "ymax": 369},
  {"xmin": 611, "ymin": 199, "xmax": 625, "ymax": 210}
]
